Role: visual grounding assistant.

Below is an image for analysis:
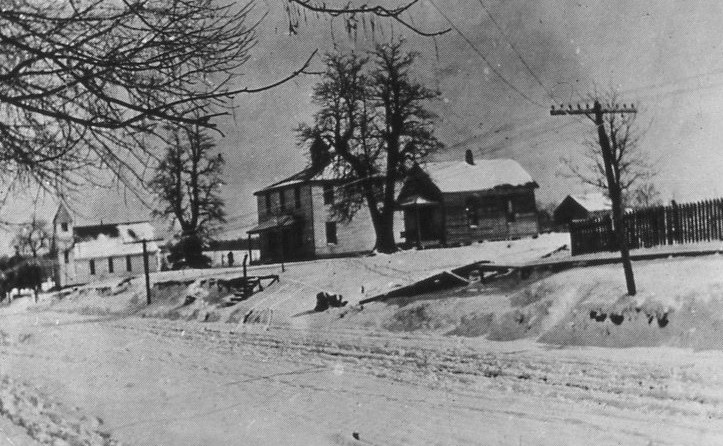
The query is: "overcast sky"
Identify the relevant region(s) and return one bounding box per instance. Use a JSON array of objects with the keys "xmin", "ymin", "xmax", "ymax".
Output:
[{"xmin": 4, "ymin": 0, "xmax": 723, "ymax": 251}]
